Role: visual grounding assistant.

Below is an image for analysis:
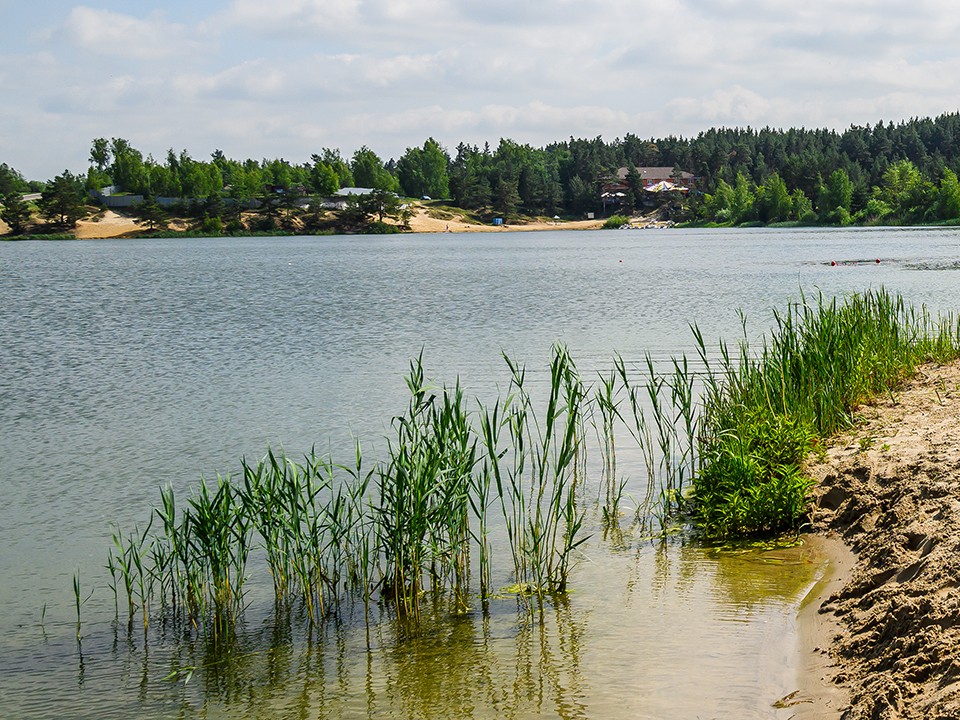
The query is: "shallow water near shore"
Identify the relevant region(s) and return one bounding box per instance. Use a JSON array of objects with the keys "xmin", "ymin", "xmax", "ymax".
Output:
[{"xmin": 2, "ymin": 226, "xmax": 959, "ymax": 719}]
